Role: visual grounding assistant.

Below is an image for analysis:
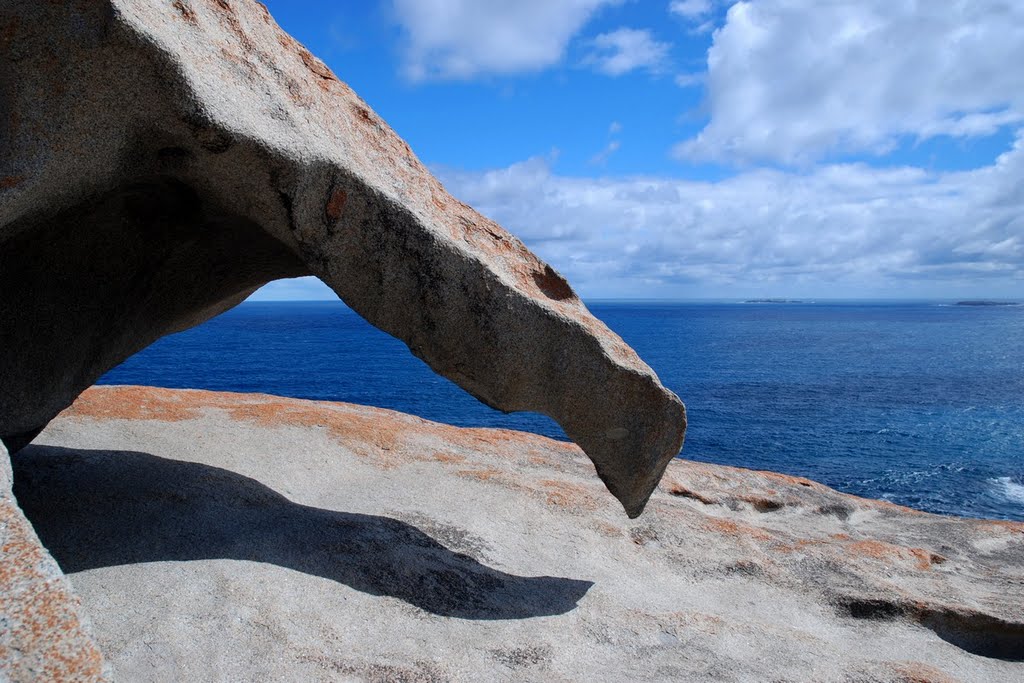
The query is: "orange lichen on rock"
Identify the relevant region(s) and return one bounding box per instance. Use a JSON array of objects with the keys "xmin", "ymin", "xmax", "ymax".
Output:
[
  {"xmin": 538, "ymin": 479, "xmax": 600, "ymax": 512},
  {"xmin": 703, "ymin": 517, "xmax": 773, "ymax": 542},
  {"xmin": 431, "ymin": 452, "xmax": 466, "ymax": 464},
  {"xmin": 456, "ymin": 467, "xmax": 504, "ymax": 482},
  {"xmin": 772, "ymin": 537, "xmax": 825, "ymax": 554},
  {"xmin": 972, "ymin": 519, "xmax": 1024, "ymax": 534},
  {"xmin": 63, "ymin": 386, "xmax": 583, "ymax": 473},
  {"xmin": 65, "ymin": 386, "xmax": 404, "ymax": 465},
  {"xmin": 891, "ymin": 661, "xmax": 962, "ymax": 683},
  {"xmin": 0, "ymin": 498, "xmax": 106, "ymax": 681},
  {"xmin": 847, "ymin": 540, "xmax": 937, "ymax": 571},
  {"xmin": 593, "ymin": 521, "xmax": 622, "ymax": 537},
  {"xmin": 754, "ymin": 470, "xmax": 819, "ymax": 488},
  {"xmin": 63, "ymin": 385, "xmax": 204, "ymax": 422}
]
